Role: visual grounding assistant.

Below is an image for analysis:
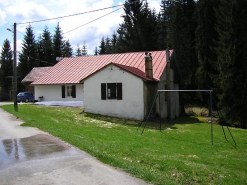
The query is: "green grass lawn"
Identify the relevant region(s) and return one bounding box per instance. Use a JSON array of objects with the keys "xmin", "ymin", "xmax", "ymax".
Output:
[{"xmin": 1, "ymin": 104, "xmax": 247, "ymax": 185}]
